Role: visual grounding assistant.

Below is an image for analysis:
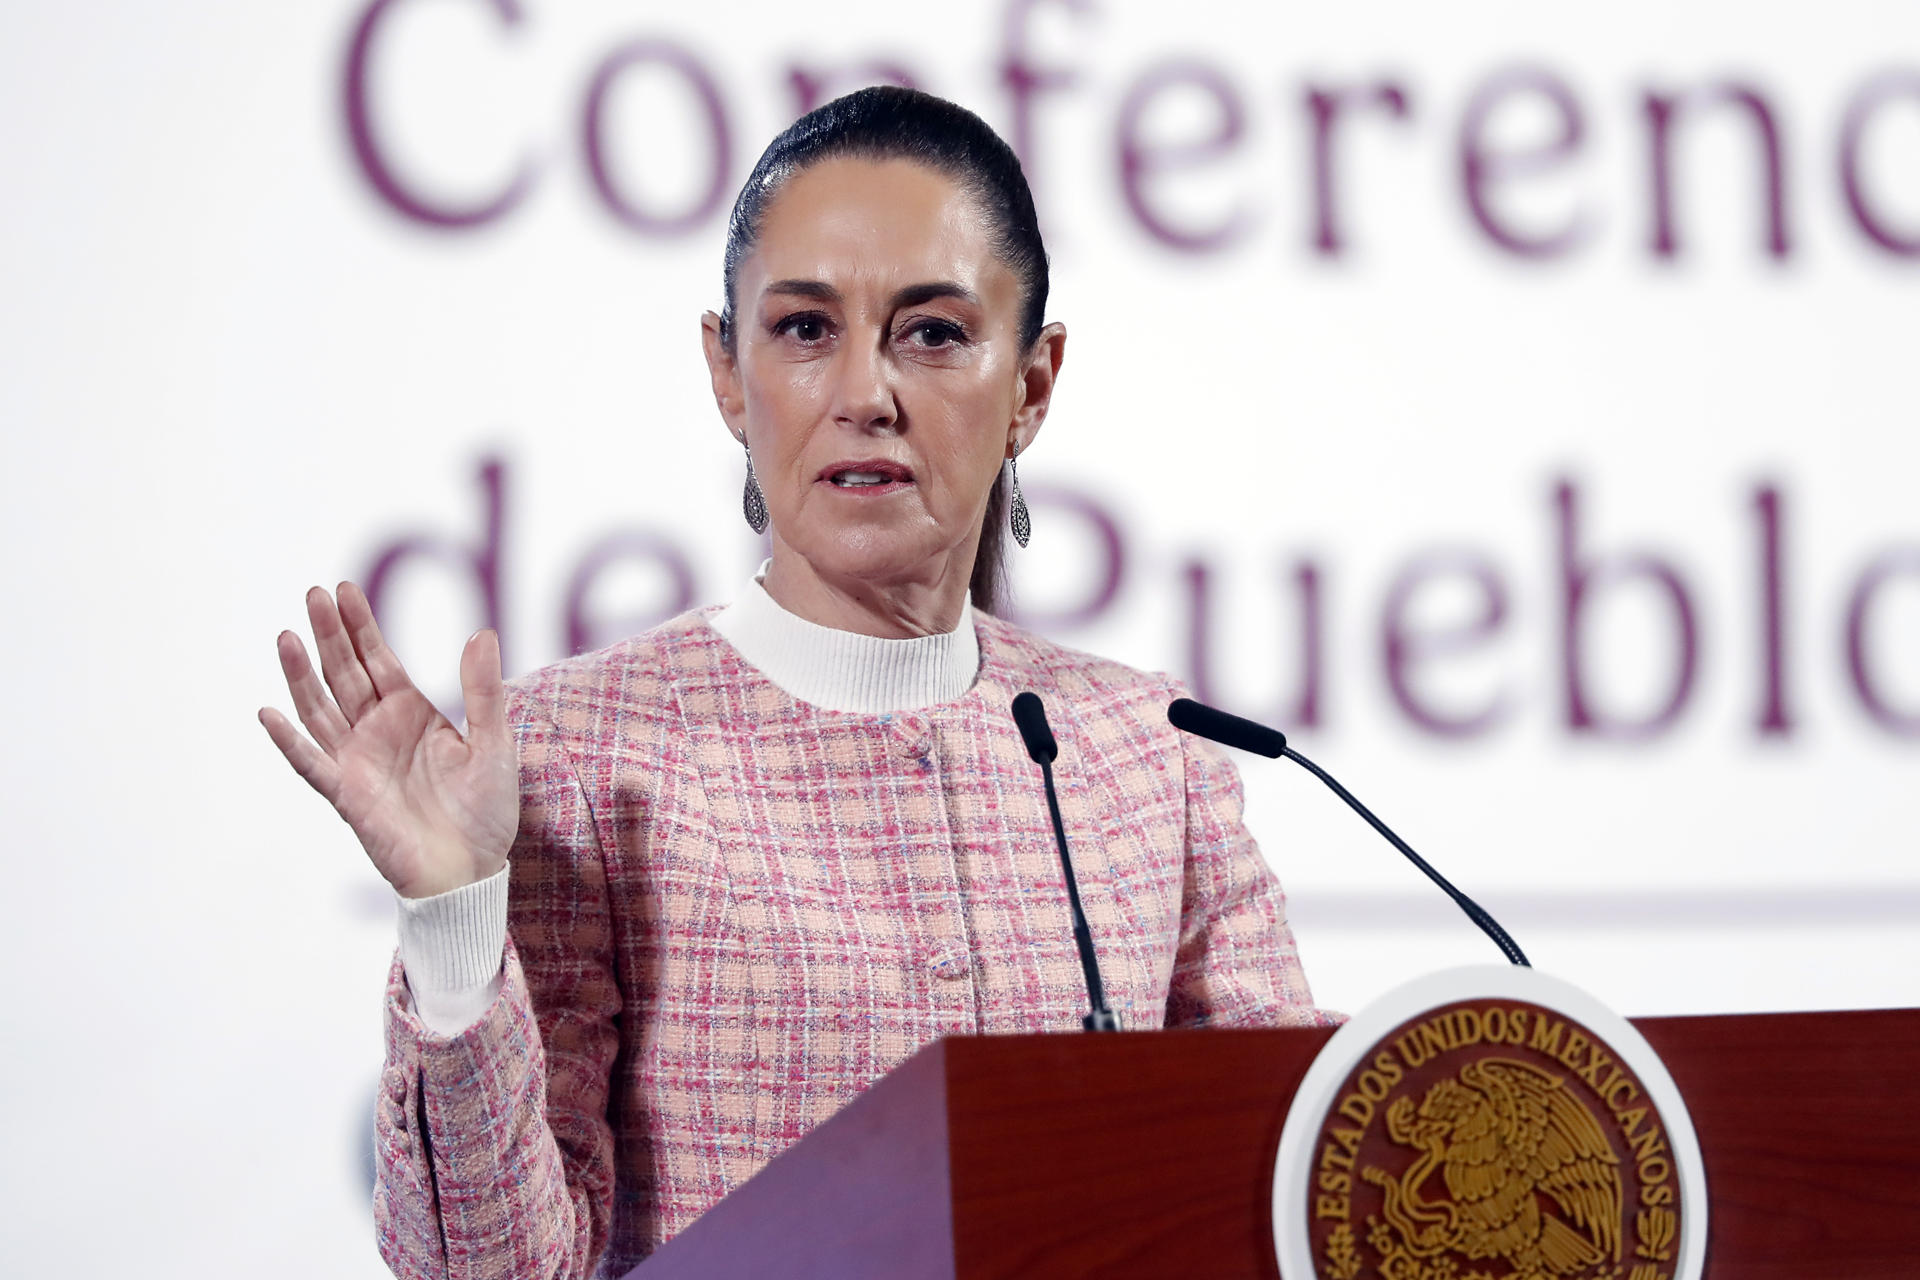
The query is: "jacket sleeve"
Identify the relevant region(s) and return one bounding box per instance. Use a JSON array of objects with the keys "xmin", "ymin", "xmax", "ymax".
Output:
[
  {"xmin": 1164, "ymin": 716, "xmax": 1342, "ymax": 1029},
  {"xmin": 373, "ymin": 700, "xmax": 623, "ymax": 1279}
]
